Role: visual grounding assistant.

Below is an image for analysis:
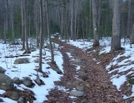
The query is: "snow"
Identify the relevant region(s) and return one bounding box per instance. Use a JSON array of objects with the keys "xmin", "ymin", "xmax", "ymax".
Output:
[
  {"xmin": 0, "ymin": 41, "xmax": 63, "ymax": 103},
  {"xmin": 111, "ymin": 75, "xmax": 126, "ymax": 91},
  {"xmin": 1, "ymin": 37, "xmax": 134, "ymax": 102},
  {"xmin": 68, "ymin": 37, "xmax": 134, "ymax": 101}
]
